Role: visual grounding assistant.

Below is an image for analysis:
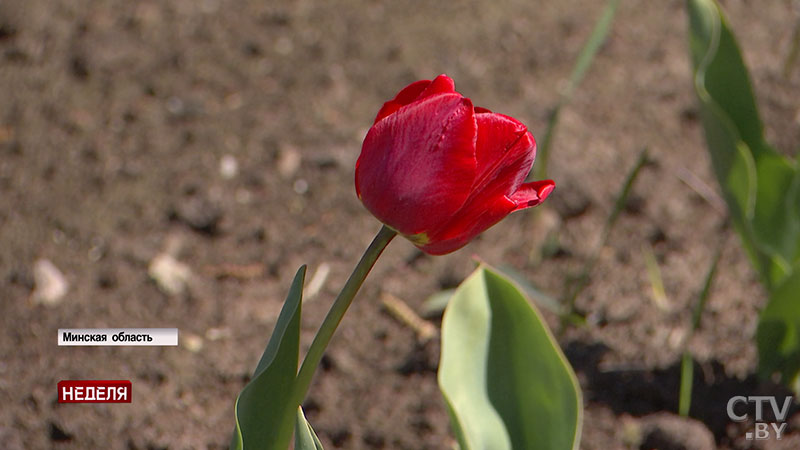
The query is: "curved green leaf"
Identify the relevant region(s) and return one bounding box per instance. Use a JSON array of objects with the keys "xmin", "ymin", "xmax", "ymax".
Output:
[
  {"xmin": 757, "ymin": 271, "xmax": 800, "ymax": 389},
  {"xmin": 688, "ymin": 0, "xmax": 800, "ymax": 390},
  {"xmin": 439, "ymin": 266, "xmax": 582, "ymax": 450},
  {"xmin": 752, "ymin": 153, "xmax": 800, "ymax": 282},
  {"xmin": 231, "ymin": 266, "xmax": 306, "ymax": 450},
  {"xmin": 687, "ymin": 0, "xmax": 800, "ymax": 290},
  {"xmin": 295, "ymin": 407, "xmax": 324, "ymax": 450}
]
